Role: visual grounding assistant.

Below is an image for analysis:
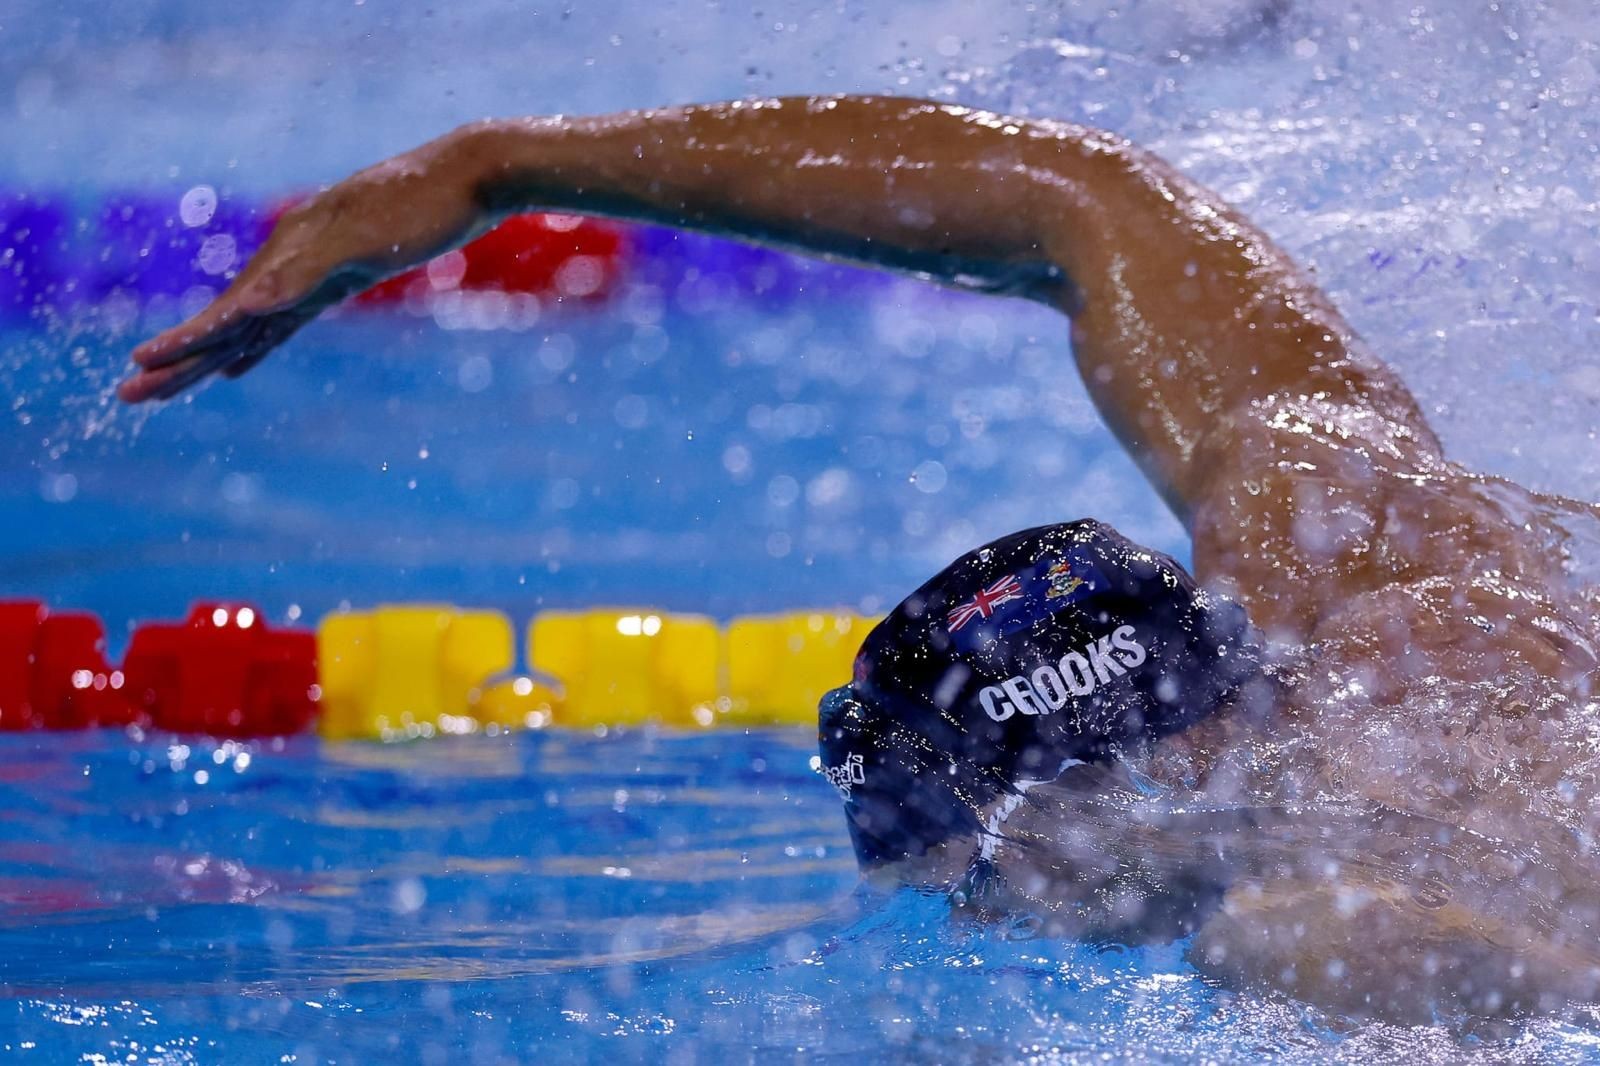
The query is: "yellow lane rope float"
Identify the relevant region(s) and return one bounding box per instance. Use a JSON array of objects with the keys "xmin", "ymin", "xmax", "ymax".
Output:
[{"xmin": 316, "ymin": 606, "xmax": 874, "ymax": 741}]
